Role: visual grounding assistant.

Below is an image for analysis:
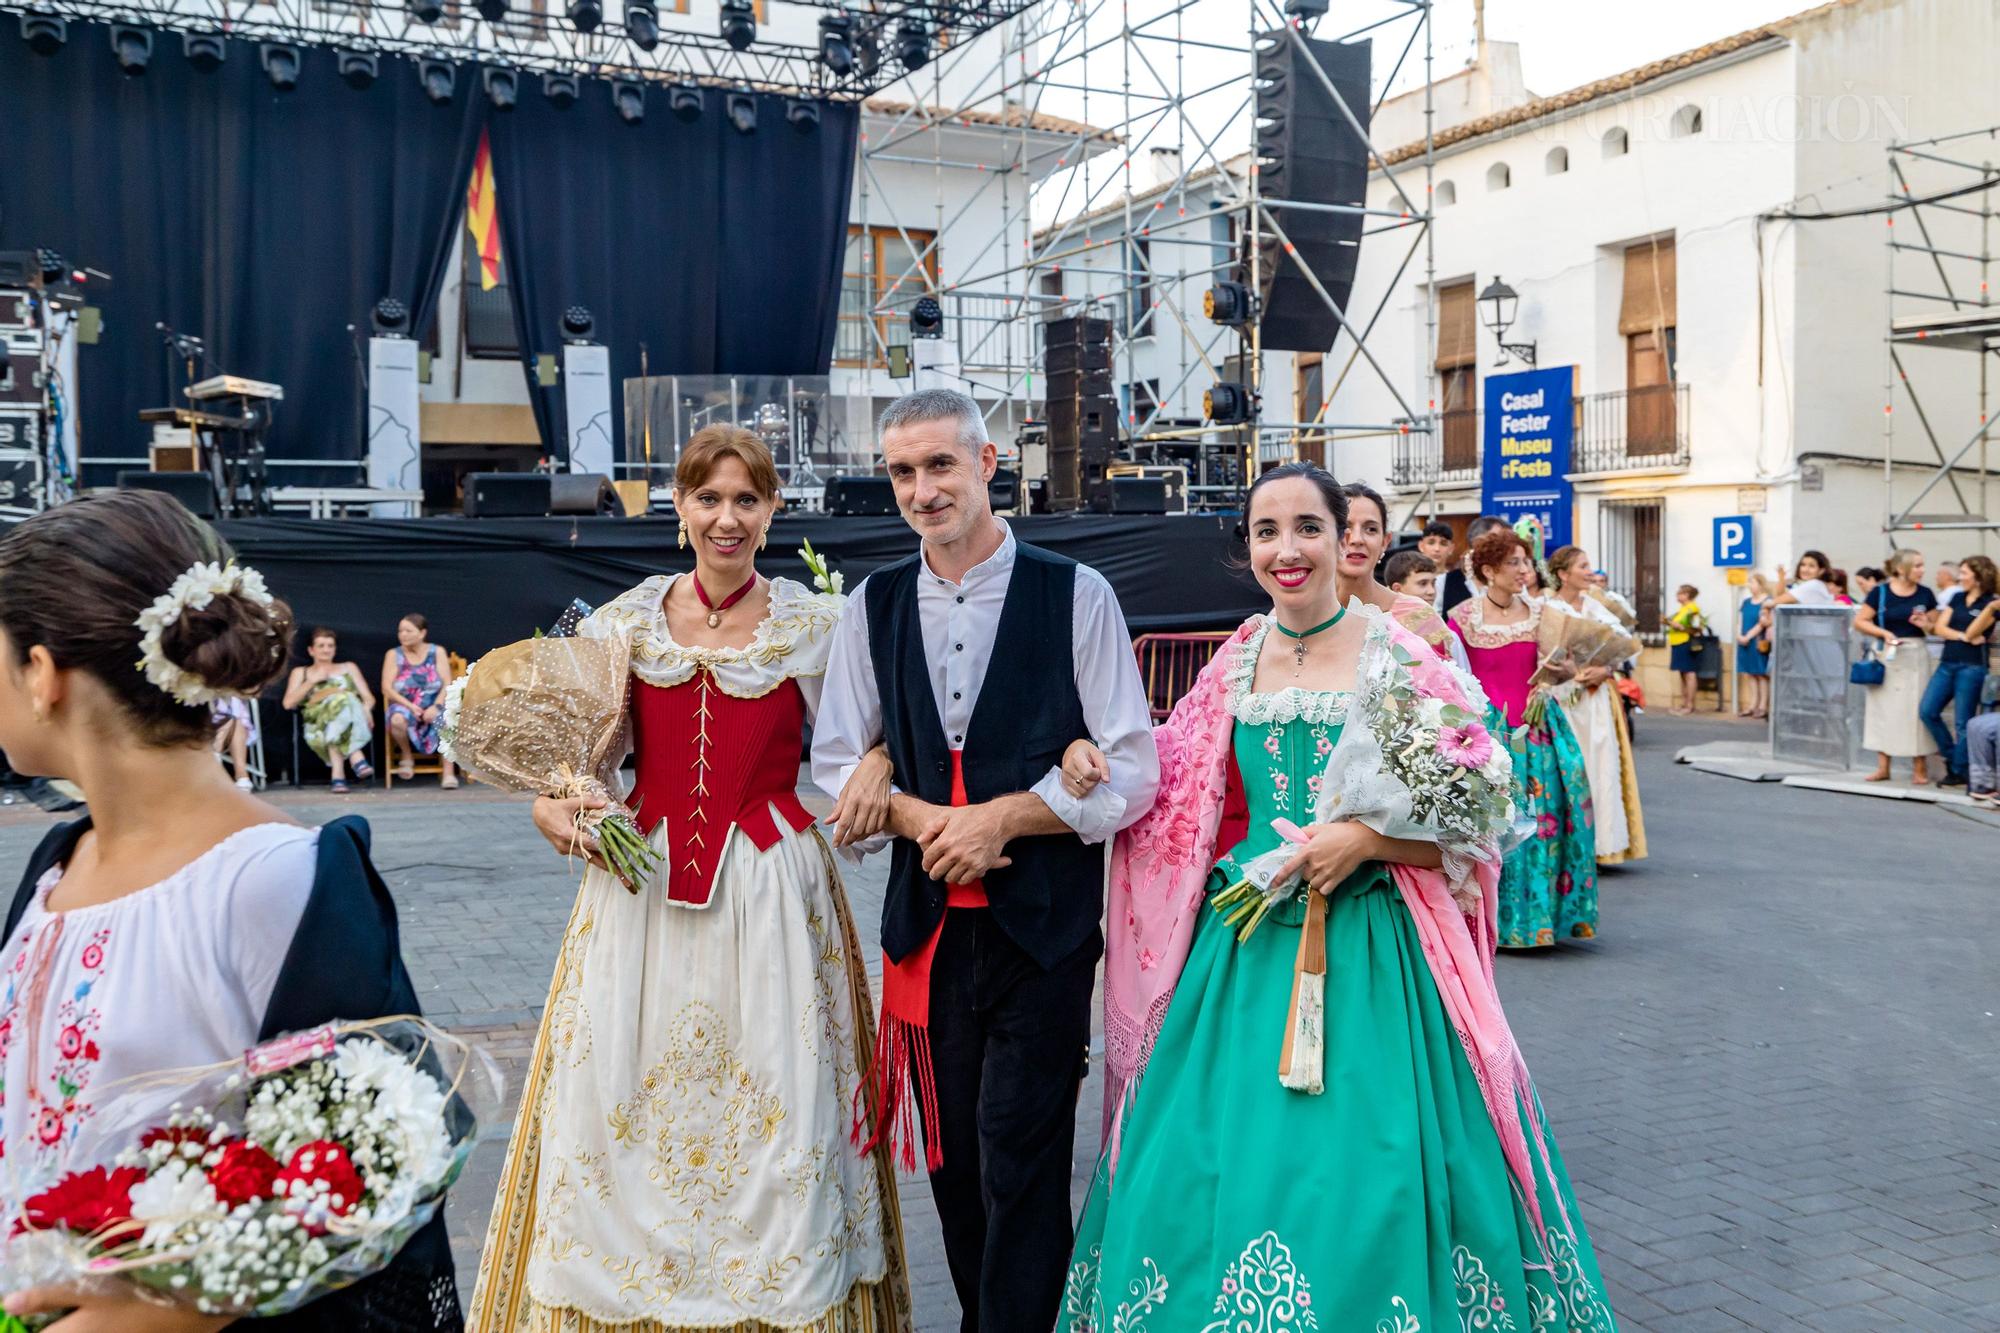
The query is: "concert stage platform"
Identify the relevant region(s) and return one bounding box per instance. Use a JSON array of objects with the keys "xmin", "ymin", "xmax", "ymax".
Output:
[{"xmin": 220, "ymin": 511, "xmax": 1261, "ymax": 669}]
